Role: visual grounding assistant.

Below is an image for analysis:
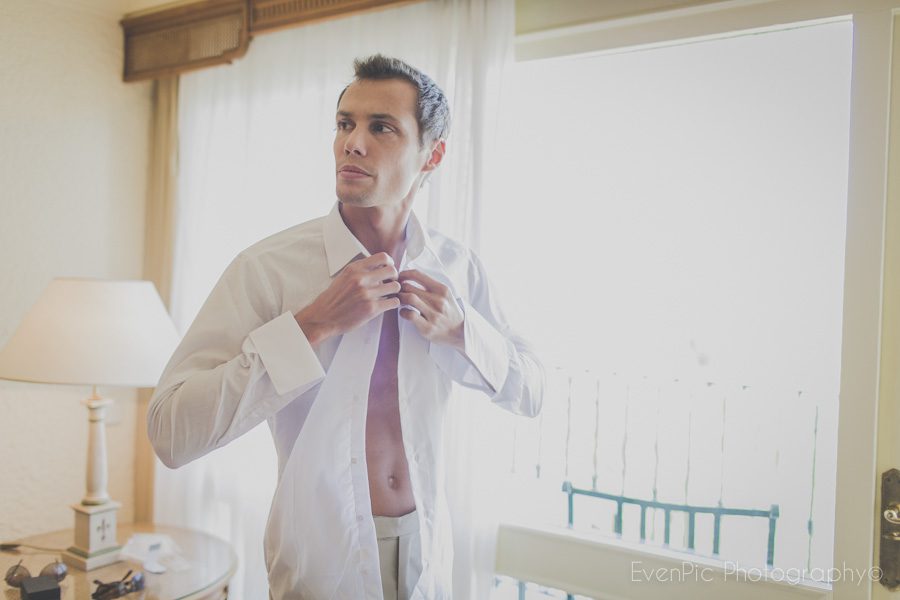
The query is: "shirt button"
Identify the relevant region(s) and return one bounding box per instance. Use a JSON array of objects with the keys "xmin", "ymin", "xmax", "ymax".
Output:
[
  {"xmin": 351, "ymin": 457, "xmax": 358, "ymax": 464},
  {"xmin": 356, "ymin": 514, "xmax": 364, "ymax": 522}
]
